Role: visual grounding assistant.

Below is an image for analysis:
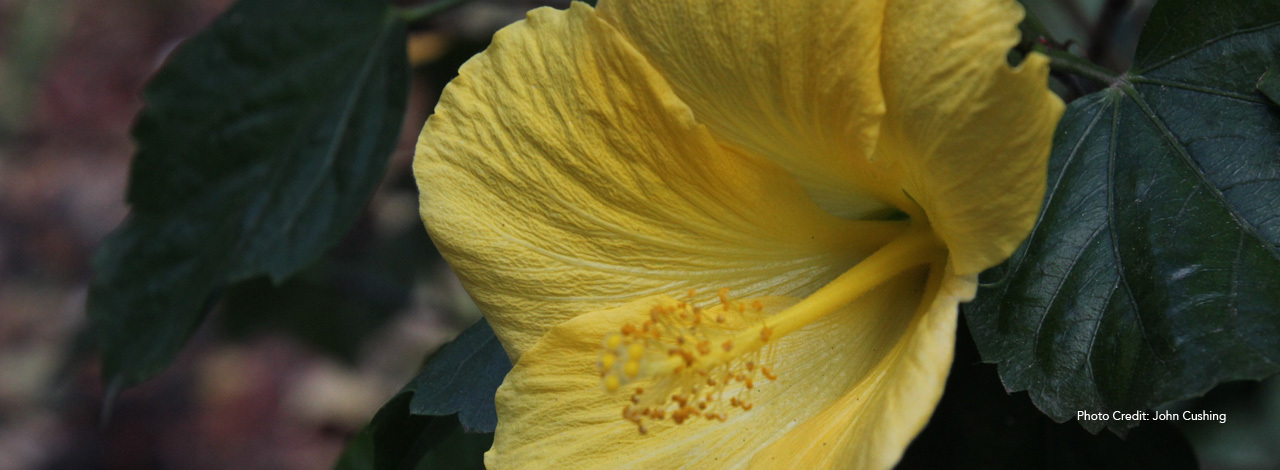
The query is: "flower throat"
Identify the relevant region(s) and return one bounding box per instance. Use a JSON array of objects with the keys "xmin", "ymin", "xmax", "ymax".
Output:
[{"xmin": 597, "ymin": 225, "xmax": 944, "ymax": 434}]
